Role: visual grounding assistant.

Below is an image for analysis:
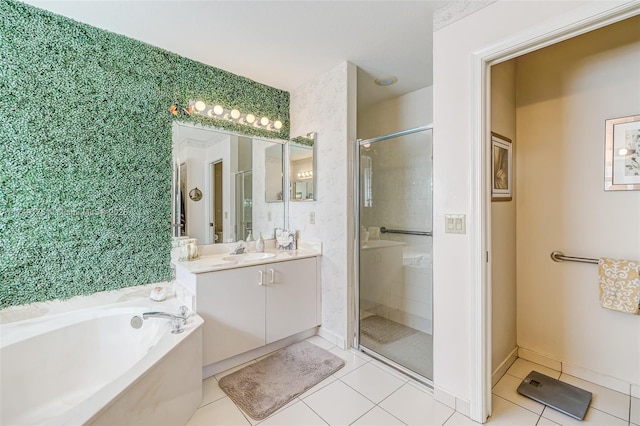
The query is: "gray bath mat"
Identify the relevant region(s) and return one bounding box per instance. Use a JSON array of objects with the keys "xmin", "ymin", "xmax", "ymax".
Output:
[
  {"xmin": 218, "ymin": 341, "xmax": 345, "ymax": 420},
  {"xmin": 360, "ymin": 315, "xmax": 417, "ymax": 344}
]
